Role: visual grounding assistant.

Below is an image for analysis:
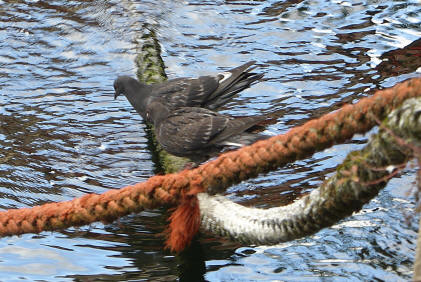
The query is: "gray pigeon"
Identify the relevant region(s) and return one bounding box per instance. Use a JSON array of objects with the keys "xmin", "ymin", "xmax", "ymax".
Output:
[
  {"xmin": 146, "ymin": 99, "xmax": 270, "ymax": 163},
  {"xmin": 113, "ymin": 61, "xmax": 263, "ymax": 122}
]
